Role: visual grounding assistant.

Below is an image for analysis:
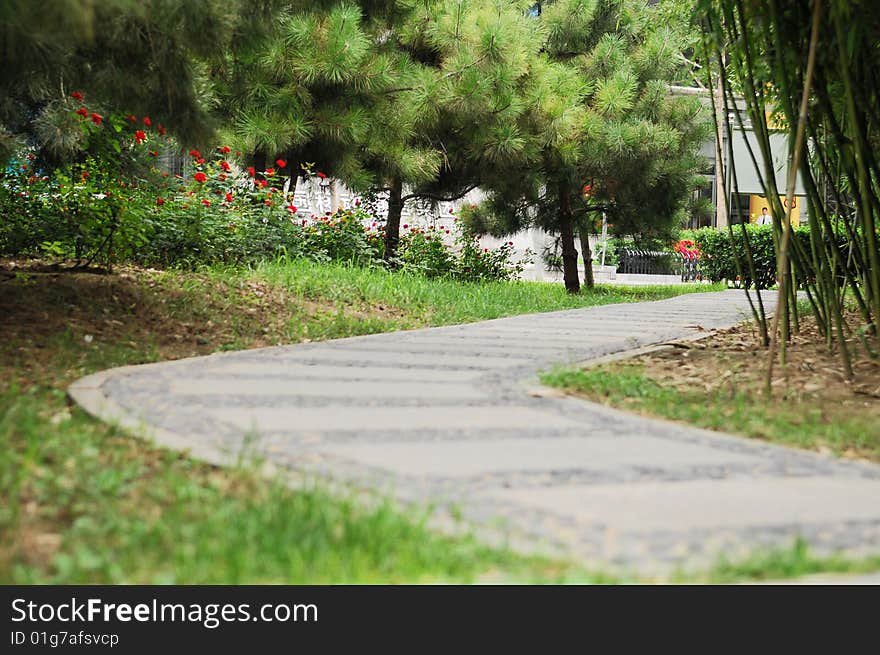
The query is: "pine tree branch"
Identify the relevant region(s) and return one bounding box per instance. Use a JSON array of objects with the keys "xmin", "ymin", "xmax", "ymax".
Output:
[{"xmin": 401, "ymin": 185, "xmax": 478, "ymax": 203}]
